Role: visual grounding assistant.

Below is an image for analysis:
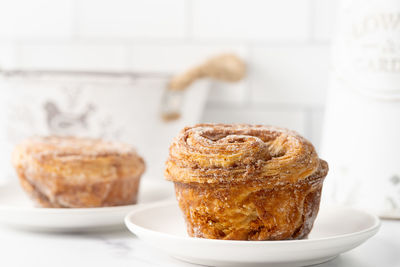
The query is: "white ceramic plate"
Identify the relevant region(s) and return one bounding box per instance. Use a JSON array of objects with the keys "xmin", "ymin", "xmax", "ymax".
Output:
[
  {"xmin": 125, "ymin": 201, "xmax": 380, "ymax": 267},
  {"xmin": 0, "ymin": 179, "xmax": 174, "ymax": 232}
]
